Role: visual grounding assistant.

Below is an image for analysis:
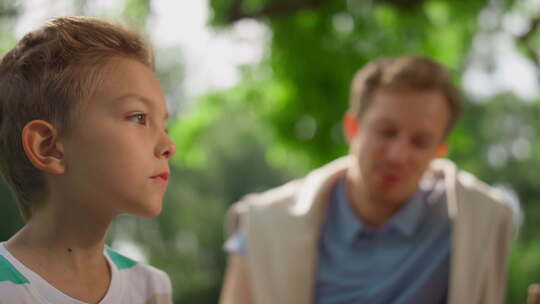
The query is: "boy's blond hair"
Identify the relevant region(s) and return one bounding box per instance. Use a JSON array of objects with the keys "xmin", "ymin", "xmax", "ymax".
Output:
[{"xmin": 0, "ymin": 16, "xmax": 153, "ymax": 221}]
